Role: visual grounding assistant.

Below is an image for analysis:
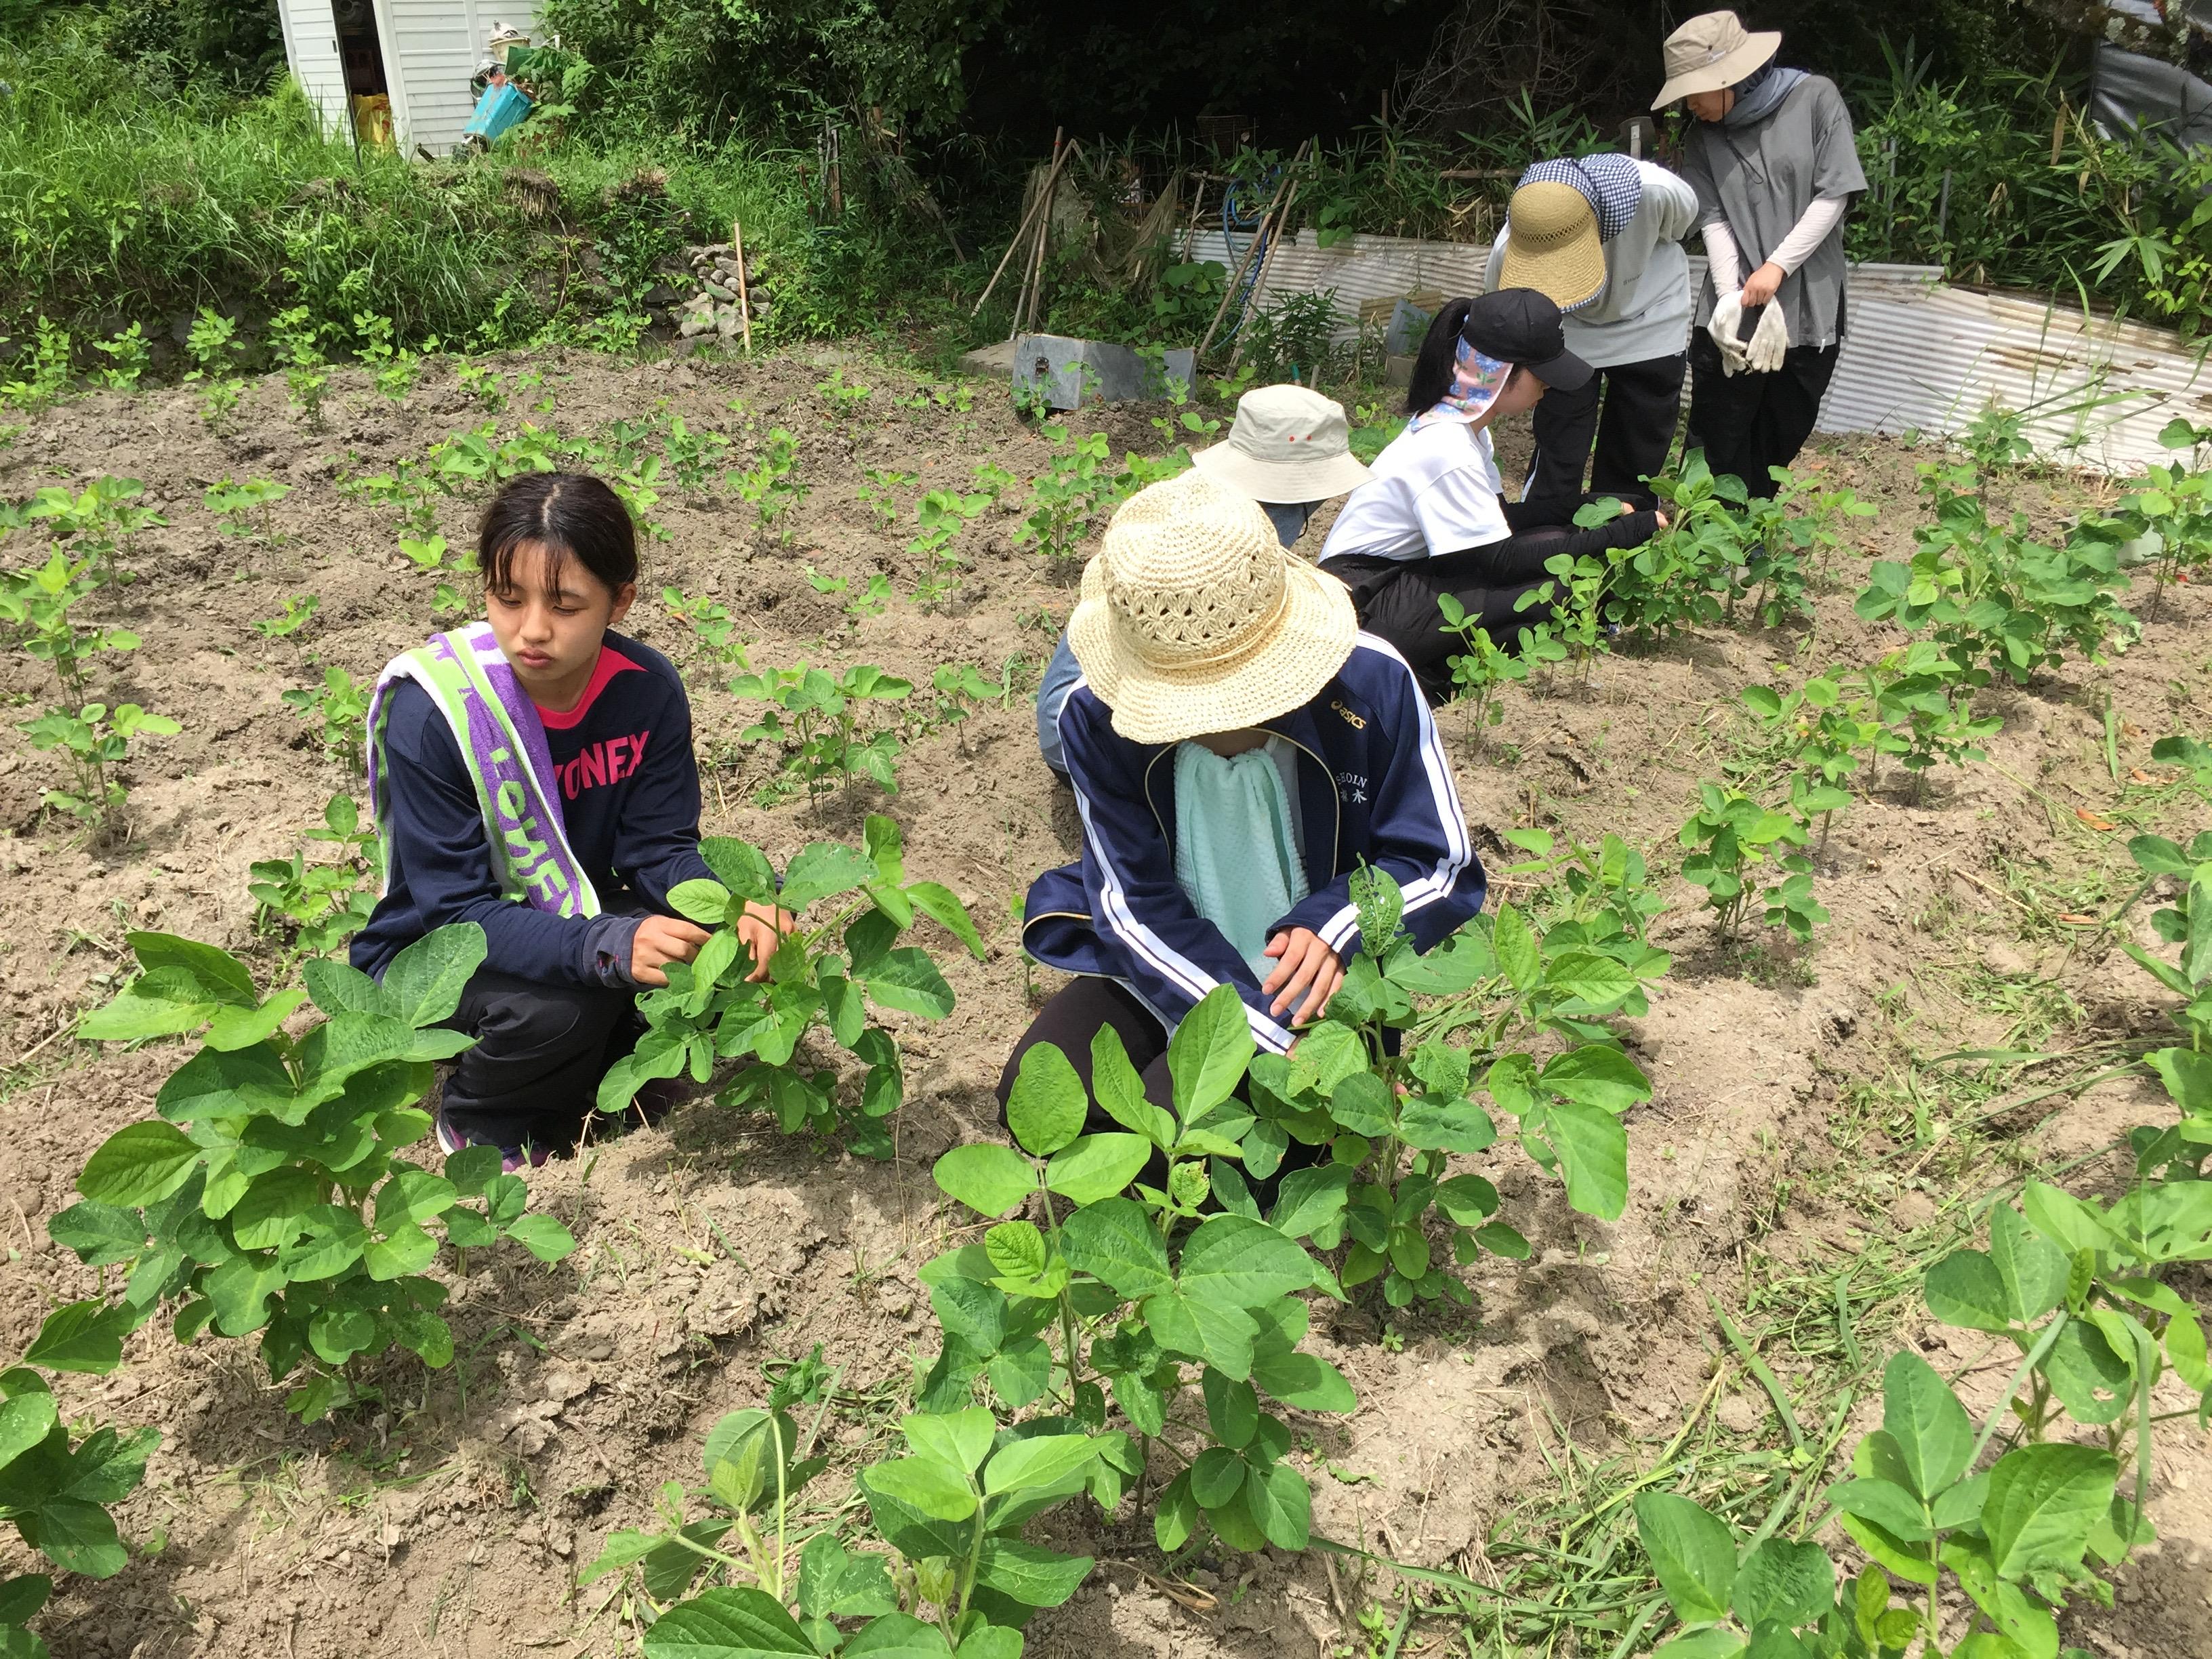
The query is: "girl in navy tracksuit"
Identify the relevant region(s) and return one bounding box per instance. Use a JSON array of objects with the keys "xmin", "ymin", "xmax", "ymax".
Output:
[
  {"xmin": 356, "ymin": 473, "xmax": 786, "ymax": 1168},
  {"xmin": 1002, "ymin": 469, "xmax": 1485, "ymax": 1122}
]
